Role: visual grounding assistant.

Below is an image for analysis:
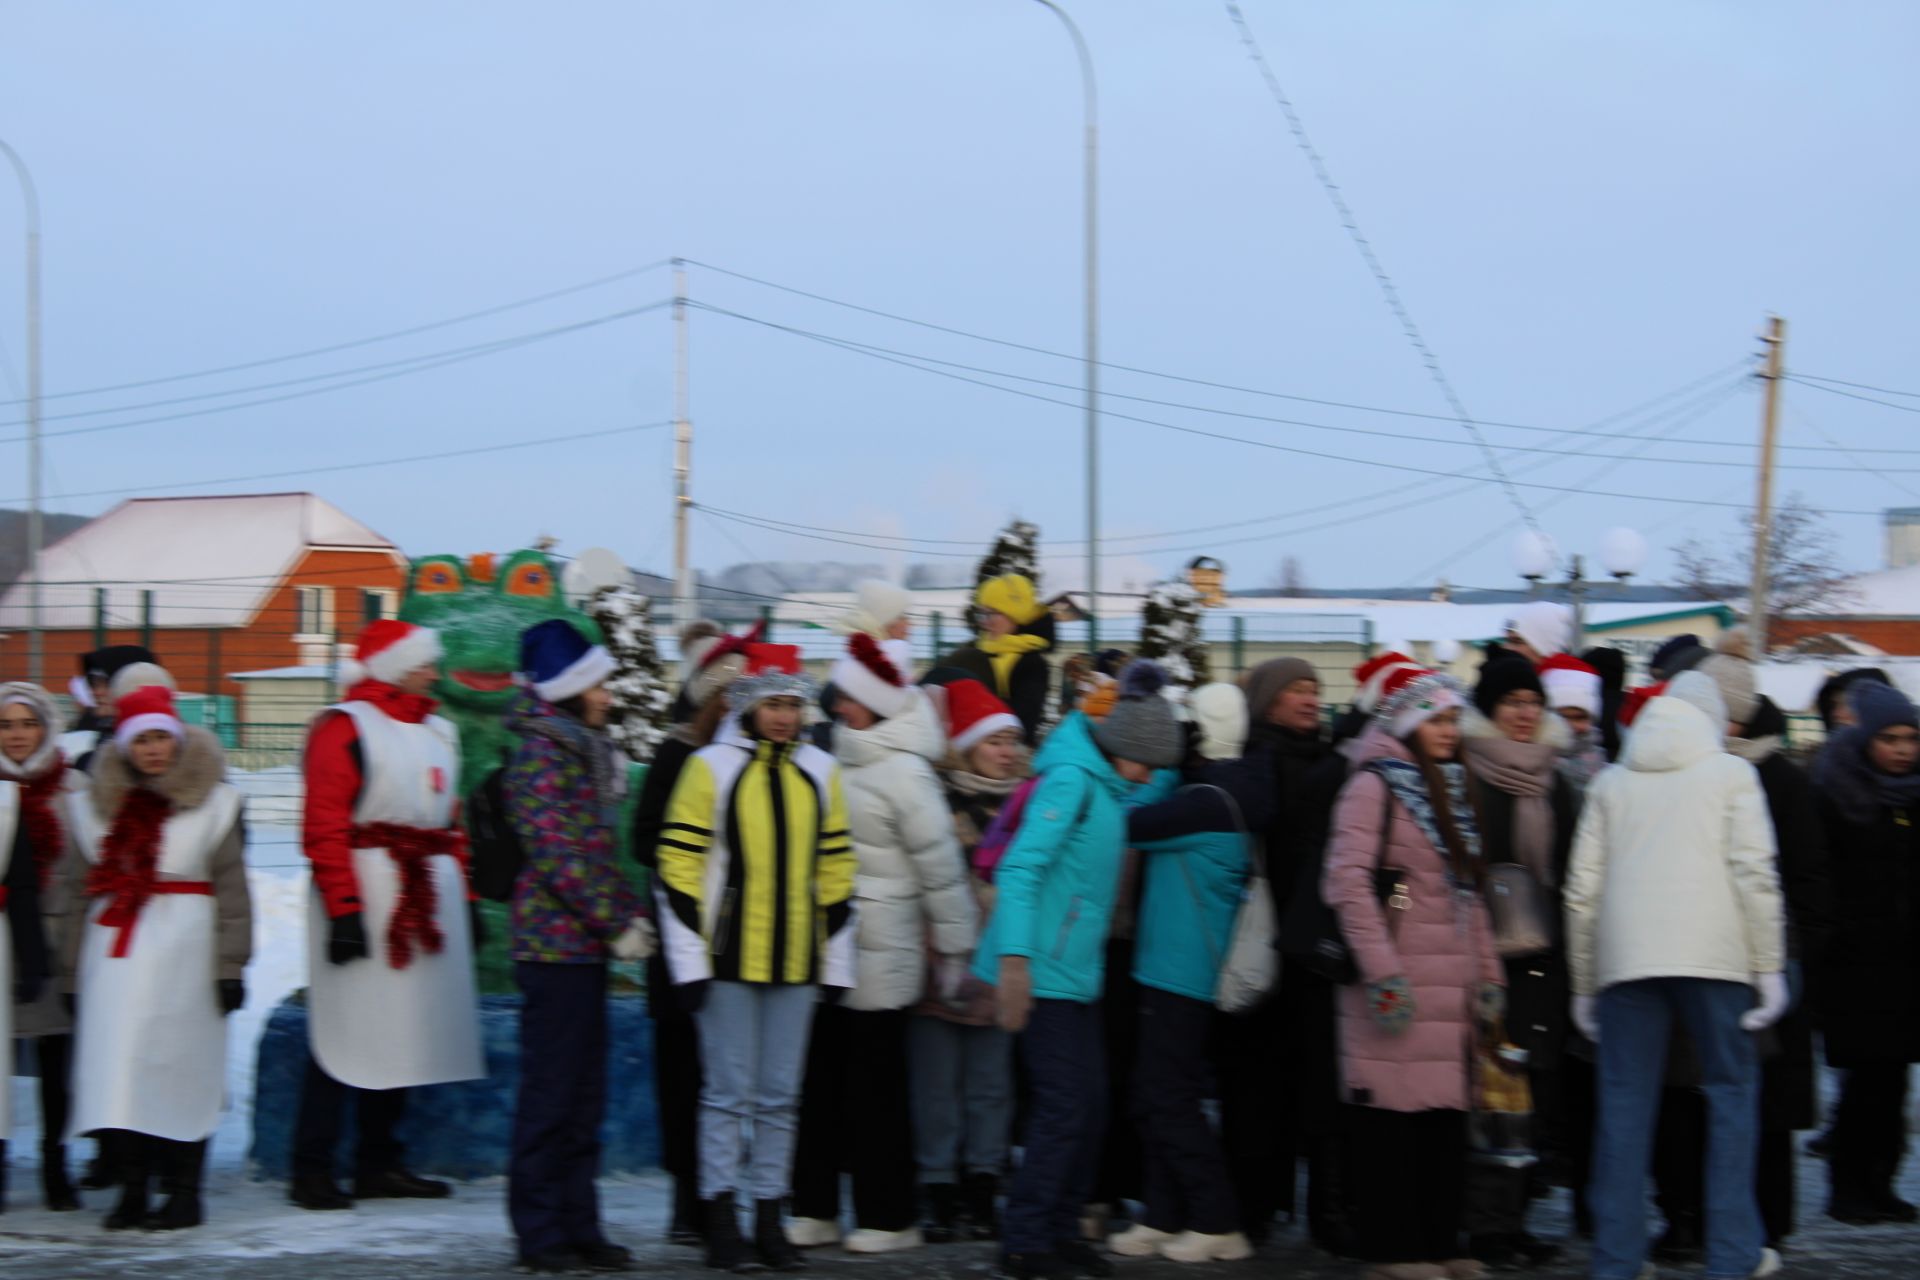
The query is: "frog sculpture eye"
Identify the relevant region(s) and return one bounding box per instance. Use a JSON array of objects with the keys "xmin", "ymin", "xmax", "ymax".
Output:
[
  {"xmin": 412, "ymin": 560, "xmax": 464, "ymax": 595},
  {"xmin": 504, "ymin": 561, "xmax": 553, "ymax": 599}
]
